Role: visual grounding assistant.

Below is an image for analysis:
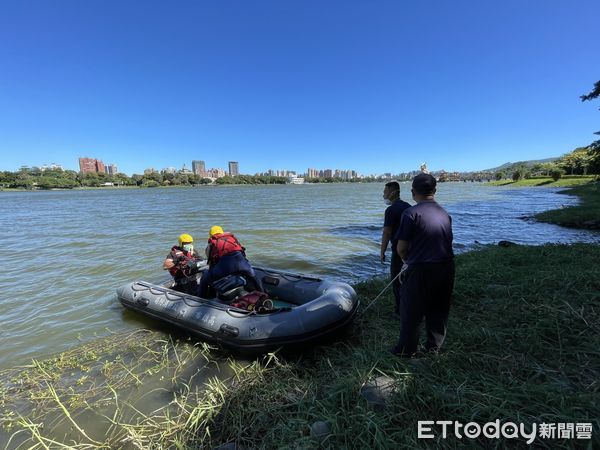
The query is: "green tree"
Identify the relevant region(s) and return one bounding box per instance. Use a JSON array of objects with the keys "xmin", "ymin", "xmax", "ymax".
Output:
[
  {"xmin": 131, "ymin": 174, "xmax": 144, "ymax": 186},
  {"xmin": 539, "ymin": 162, "xmax": 557, "ymax": 176},
  {"xmin": 0, "ymin": 171, "xmax": 9, "ymax": 188},
  {"xmin": 580, "ymin": 80, "xmax": 600, "ymax": 103},
  {"xmin": 177, "ymin": 174, "xmax": 190, "ymax": 185},
  {"xmin": 80, "ymin": 173, "xmax": 100, "ymax": 187},
  {"xmin": 550, "ymin": 168, "xmax": 564, "ymax": 181},
  {"xmin": 215, "ymin": 176, "xmax": 234, "ymax": 185},
  {"xmin": 580, "ymin": 80, "xmax": 600, "ymax": 174},
  {"xmin": 558, "ymin": 147, "xmax": 593, "ymax": 175},
  {"xmin": 113, "ymin": 173, "xmax": 132, "ymax": 186},
  {"xmin": 162, "ymin": 172, "xmax": 175, "ymax": 185},
  {"xmin": 530, "ymin": 163, "xmax": 544, "ymax": 176},
  {"xmin": 14, "ymin": 172, "xmax": 33, "ymax": 189},
  {"xmin": 36, "ymin": 176, "xmax": 59, "ymax": 189},
  {"xmin": 511, "ymin": 165, "xmax": 527, "ymax": 181},
  {"xmin": 139, "ymin": 172, "xmax": 163, "ymax": 186}
]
